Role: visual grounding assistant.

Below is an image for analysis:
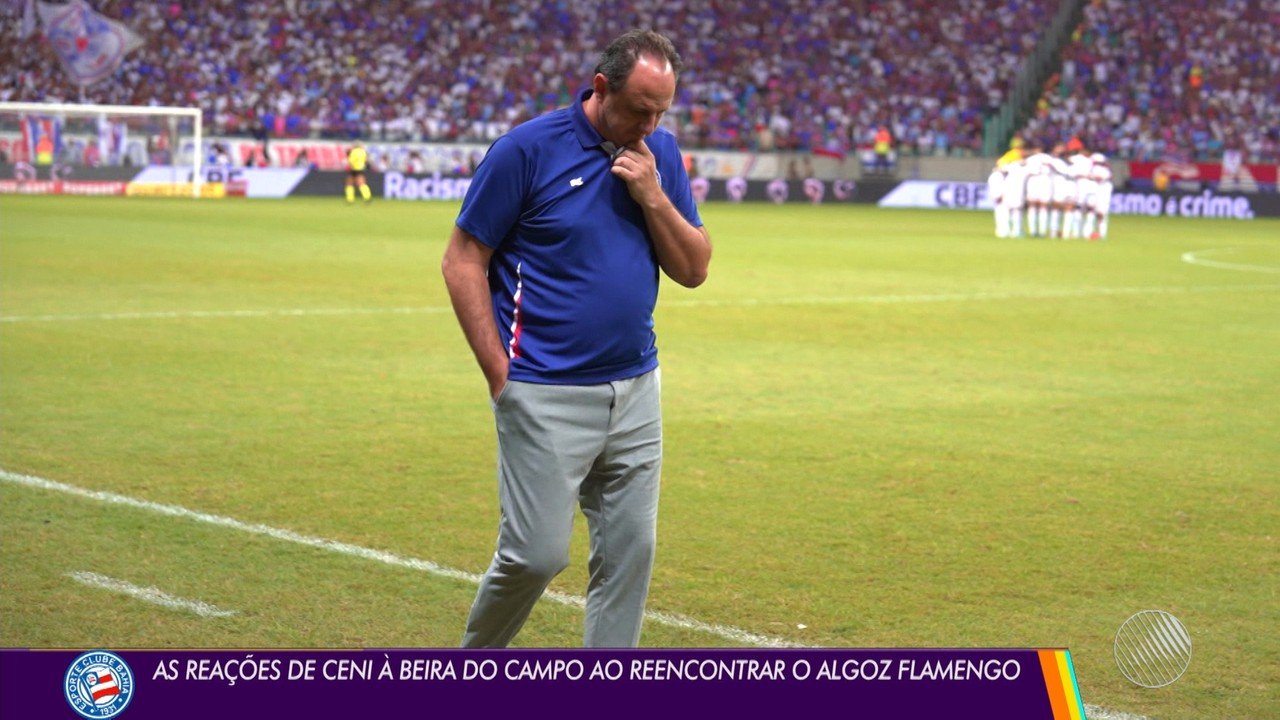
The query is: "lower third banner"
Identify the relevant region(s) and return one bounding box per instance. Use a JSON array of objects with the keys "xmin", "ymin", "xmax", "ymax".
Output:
[{"xmin": 1, "ymin": 647, "xmax": 1086, "ymax": 719}]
